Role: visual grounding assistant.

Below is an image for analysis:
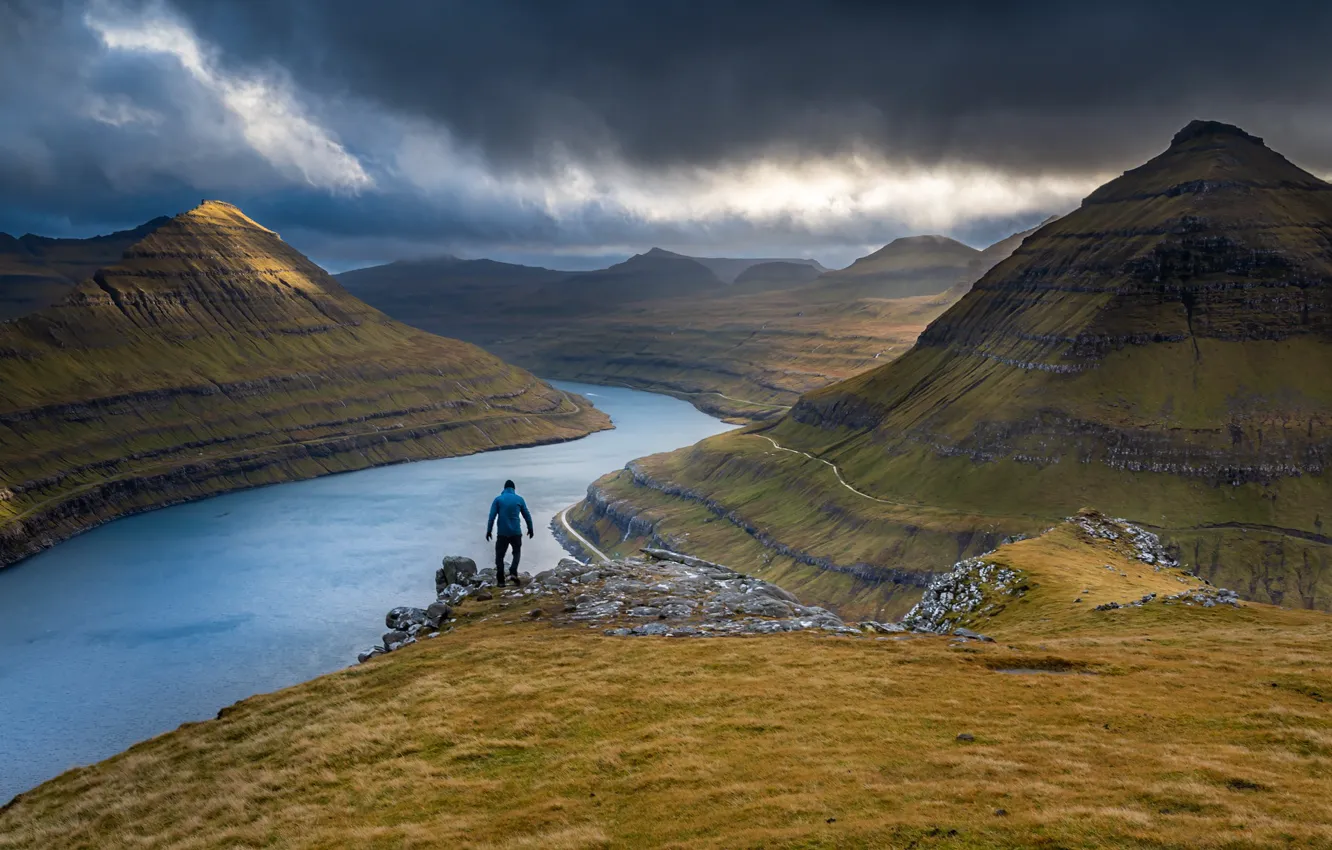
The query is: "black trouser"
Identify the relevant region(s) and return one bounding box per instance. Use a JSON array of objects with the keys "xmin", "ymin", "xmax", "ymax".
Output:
[{"xmin": 495, "ymin": 534, "xmax": 522, "ymax": 576}]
